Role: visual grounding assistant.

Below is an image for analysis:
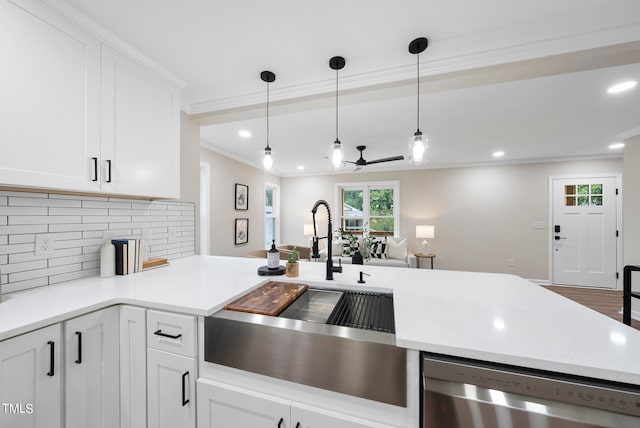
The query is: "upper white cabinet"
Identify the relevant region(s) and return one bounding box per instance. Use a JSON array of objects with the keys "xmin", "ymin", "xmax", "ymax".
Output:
[
  {"xmin": 0, "ymin": 0, "xmax": 181, "ymax": 199},
  {"xmin": 0, "ymin": 324, "xmax": 62, "ymax": 428},
  {"xmin": 101, "ymin": 45, "xmax": 180, "ymax": 199},
  {"xmin": 0, "ymin": 0, "xmax": 101, "ymax": 193}
]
